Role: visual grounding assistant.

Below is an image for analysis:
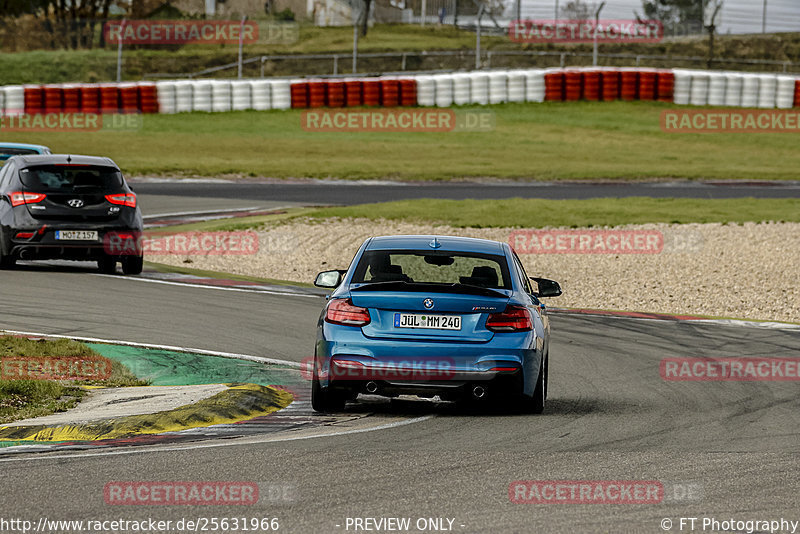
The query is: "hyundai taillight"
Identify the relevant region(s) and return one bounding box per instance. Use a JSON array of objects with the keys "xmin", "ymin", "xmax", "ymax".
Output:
[
  {"xmin": 105, "ymin": 193, "xmax": 136, "ymax": 208},
  {"xmin": 10, "ymin": 192, "xmax": 46, "ymax": 207},
  {"xmin": 486, "ymin": 305, "xmax": 532, "ymax": 332},
  {"xmin": 325, "ymin": 299, "xmax": 371, "ymax": 326}
]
